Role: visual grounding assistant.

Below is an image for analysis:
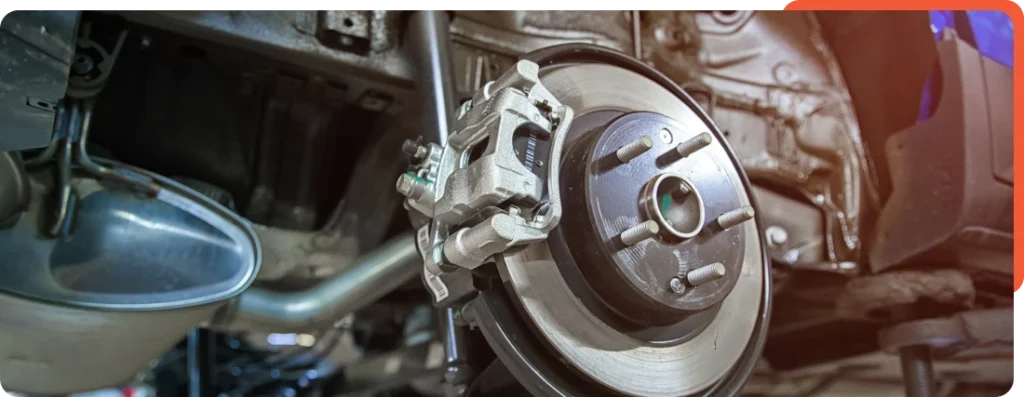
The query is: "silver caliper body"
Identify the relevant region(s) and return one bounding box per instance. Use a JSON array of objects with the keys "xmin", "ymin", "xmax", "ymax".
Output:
[{"xmin": 396, "ymin": 60, "xmax": 573, "ymax": 301}]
